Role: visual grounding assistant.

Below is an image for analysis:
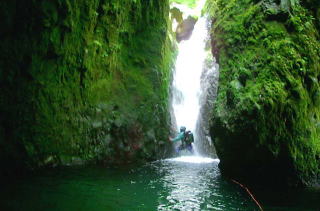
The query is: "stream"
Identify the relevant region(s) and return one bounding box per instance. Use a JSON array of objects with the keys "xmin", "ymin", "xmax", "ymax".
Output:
[{"xmin": 1, "ymin": 156, "xmax": 319, "ymax": 211}]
